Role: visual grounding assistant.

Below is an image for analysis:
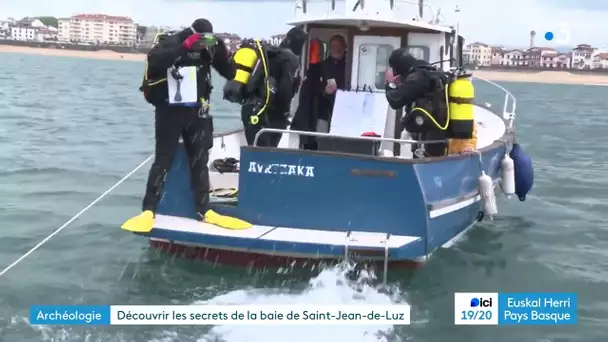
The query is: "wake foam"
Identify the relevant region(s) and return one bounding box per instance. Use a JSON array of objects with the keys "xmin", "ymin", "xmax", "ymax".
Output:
[{"xmin": 198, "ymin": 263, "xmax": 407, "ymax": 342}]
